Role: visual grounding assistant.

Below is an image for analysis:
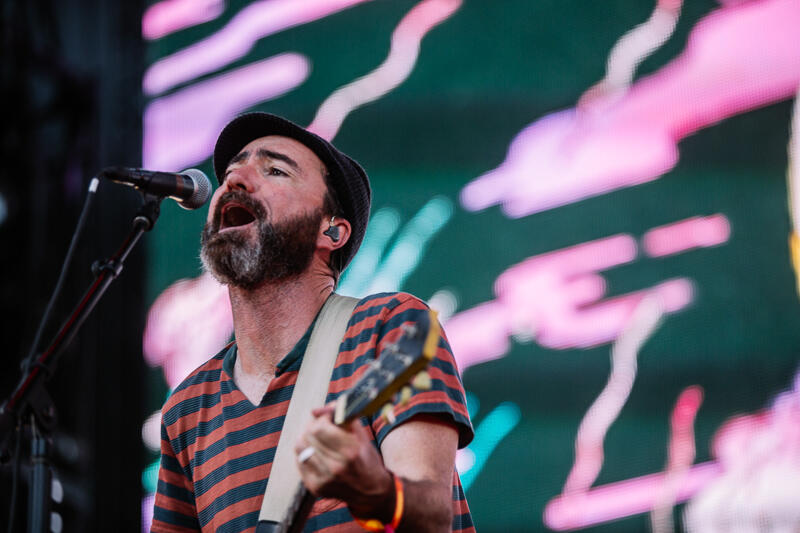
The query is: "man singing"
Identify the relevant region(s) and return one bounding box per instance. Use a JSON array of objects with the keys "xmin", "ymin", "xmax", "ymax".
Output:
[{"xmin": 151, "ymin": 113, "xmax": 474, "ymax": 532}]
